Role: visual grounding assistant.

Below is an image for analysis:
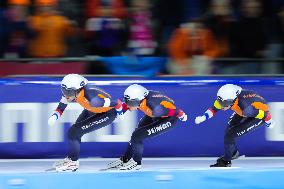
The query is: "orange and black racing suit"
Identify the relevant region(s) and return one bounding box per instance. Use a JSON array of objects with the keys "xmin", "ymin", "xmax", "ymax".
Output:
[
  {"xmin": 121, "ymin": 90, "xmax": 186, "ymax": 165},
  {"xmin": 201, "ymin": 90, "xmax": 271, "ymax": 161},
  {"xmin": 53, "ymin": 84, "xmax": 122, "ymax": 161}
]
